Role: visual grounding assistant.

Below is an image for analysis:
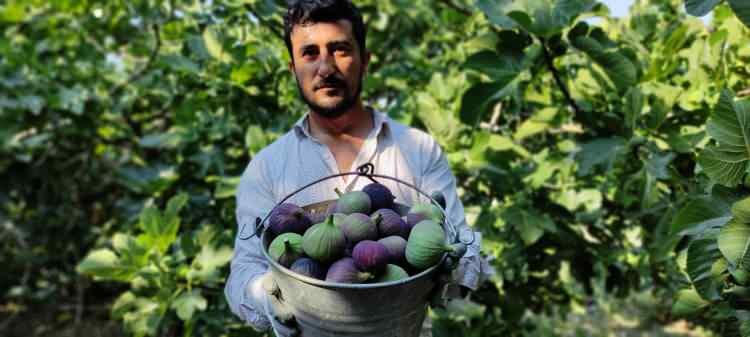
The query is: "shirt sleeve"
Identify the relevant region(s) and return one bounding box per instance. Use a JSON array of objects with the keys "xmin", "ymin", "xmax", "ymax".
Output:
[
  {"xmin": 420, "ymin": 137, "xmax": 495, "ymax": 291},
  {"xmin": 224, "ymin": 155, "xmax": 276, "ymax": 331}
]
